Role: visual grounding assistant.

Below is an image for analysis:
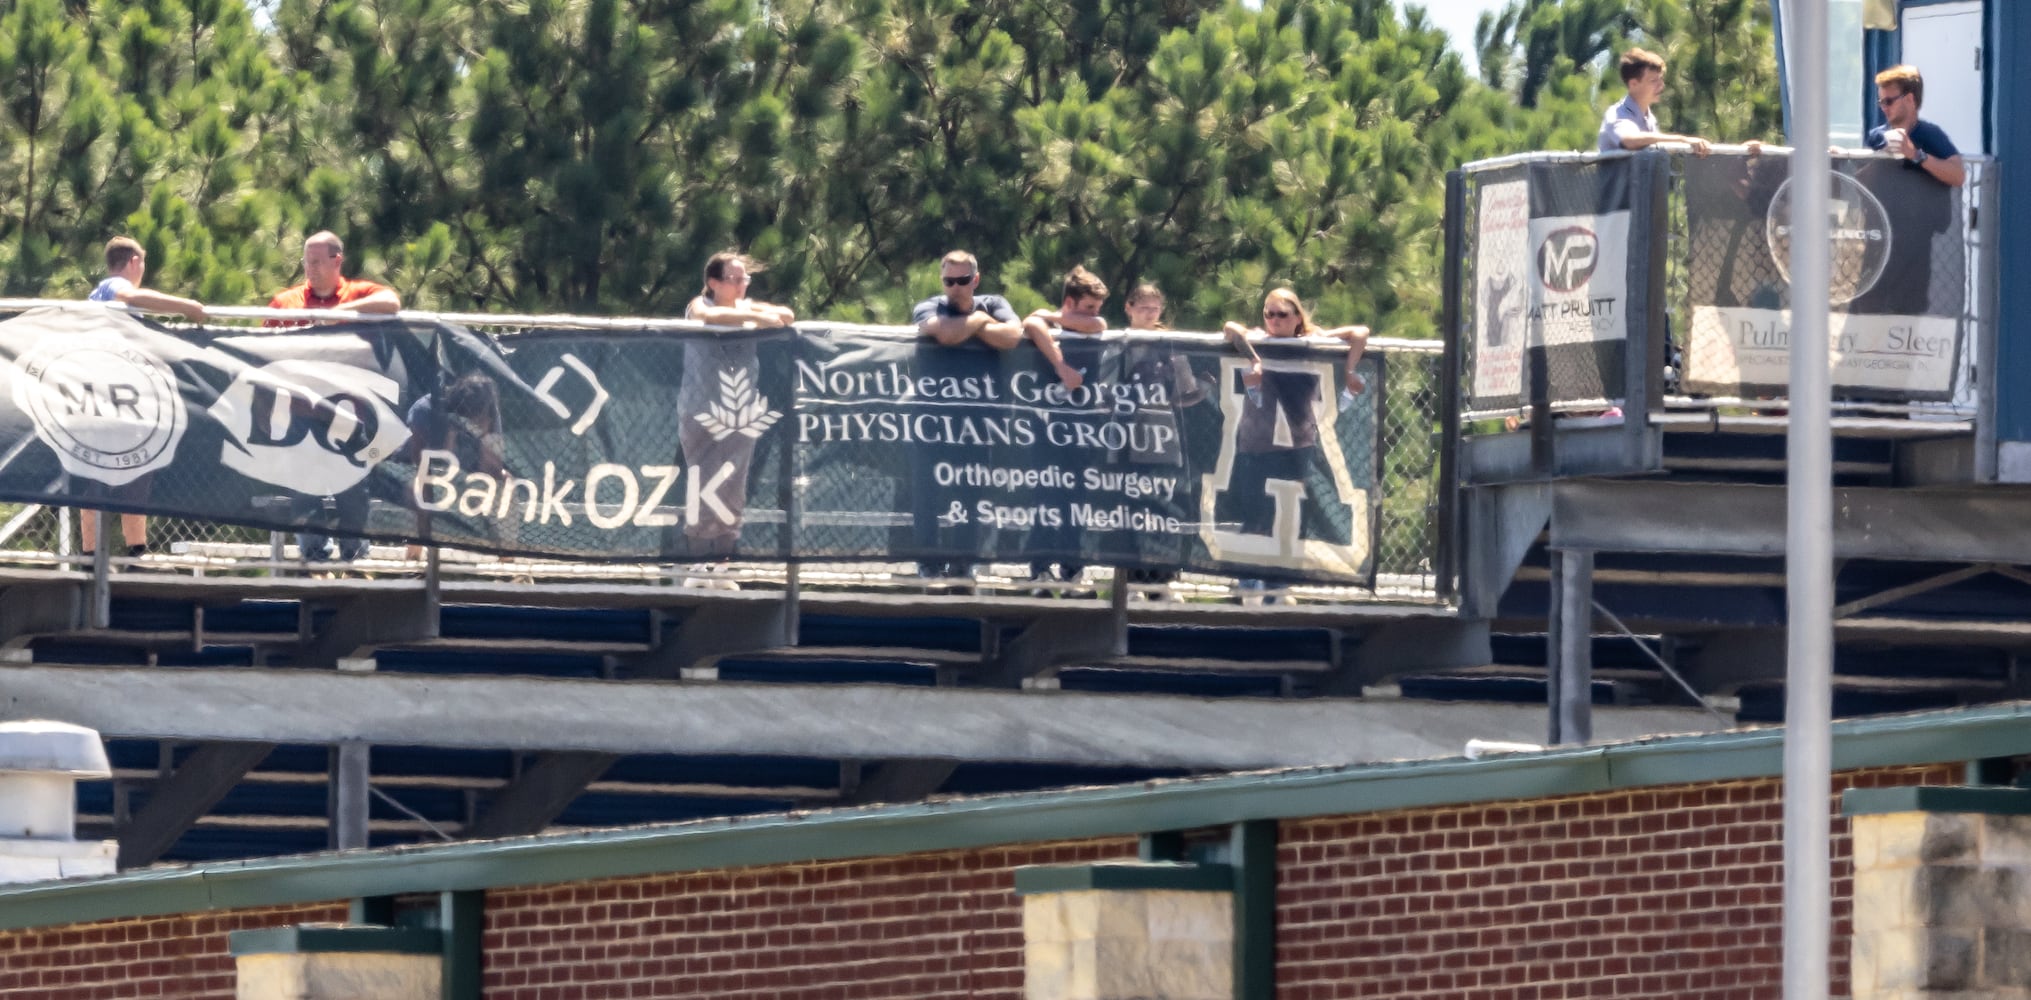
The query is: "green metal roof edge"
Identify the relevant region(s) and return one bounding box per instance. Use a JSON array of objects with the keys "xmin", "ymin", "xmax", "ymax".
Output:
[
  {"xmin": 1, "ymin": 701, "xmax": 2025, "ymax": 933},
  {"xmin": 228, "ymin": 925, "xmax": 443, "ymax": 957},
  {"xmin": 1012, "ymin": 862, "xmax": 1235, "ymax": 895},
  {"xmin": 1842, "ymin": 785, "xmax": 2031, "ymax": 817}
]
